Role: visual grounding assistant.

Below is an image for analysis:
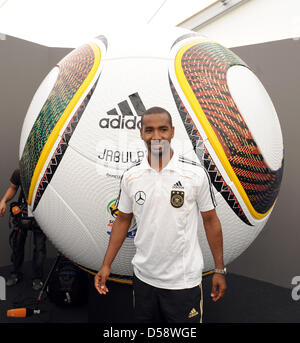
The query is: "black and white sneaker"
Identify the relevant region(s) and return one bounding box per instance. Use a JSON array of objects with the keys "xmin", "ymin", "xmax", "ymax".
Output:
[
  {"xmin": 32, "ymin": 279, "xmax": 43, "ymax": 291},
  {"xmin": 6, "ymin": 273, "xmax": 20, "ymax": 287}
]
